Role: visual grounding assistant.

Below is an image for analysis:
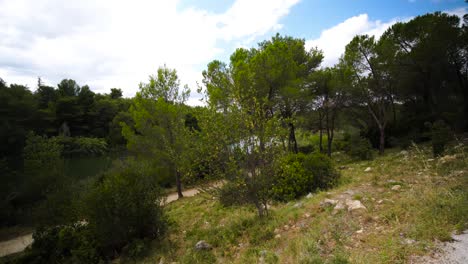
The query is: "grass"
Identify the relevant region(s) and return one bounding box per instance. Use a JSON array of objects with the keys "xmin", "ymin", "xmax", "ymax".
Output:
[{"xmin": 131, "ymin": 142, "xmax": 468, "ymax": 263}]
